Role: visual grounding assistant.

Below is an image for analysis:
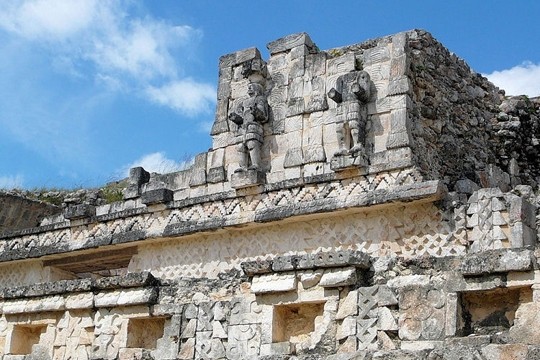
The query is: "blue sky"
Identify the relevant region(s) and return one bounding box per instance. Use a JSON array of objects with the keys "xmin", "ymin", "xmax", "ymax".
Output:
[{"xmin": 0, "ymin": 0, "xmax": 539, "ymax": 189}]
